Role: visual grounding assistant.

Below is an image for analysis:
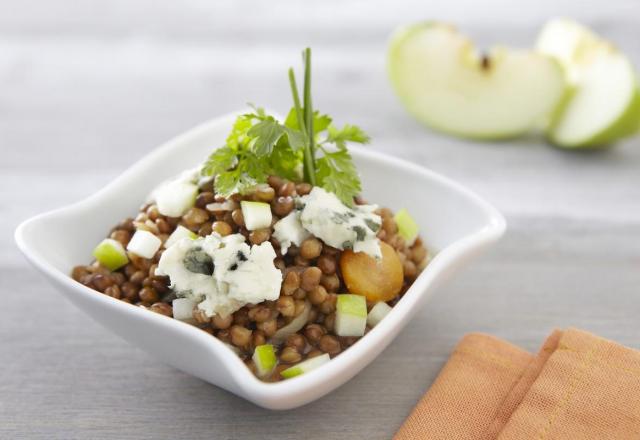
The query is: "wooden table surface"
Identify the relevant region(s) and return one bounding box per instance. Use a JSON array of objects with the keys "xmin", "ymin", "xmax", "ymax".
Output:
[{"xmin": 1, "ymin": 1, "xmax": 639, "ymax": 438}]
